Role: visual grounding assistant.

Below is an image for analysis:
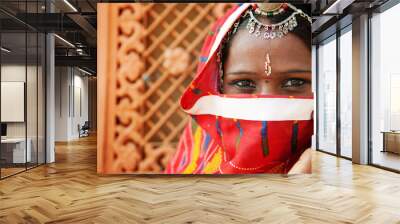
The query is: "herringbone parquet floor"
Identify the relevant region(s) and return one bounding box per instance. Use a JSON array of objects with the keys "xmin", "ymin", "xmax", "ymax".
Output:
[{"xmin": 1, "ymin": 135, "xmax": 400, "ymax": 224}]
